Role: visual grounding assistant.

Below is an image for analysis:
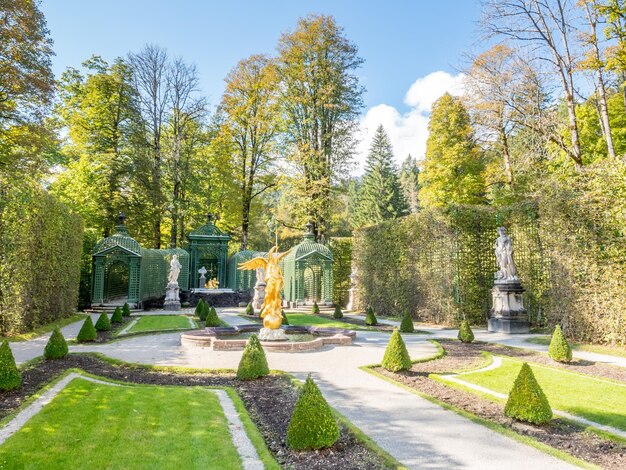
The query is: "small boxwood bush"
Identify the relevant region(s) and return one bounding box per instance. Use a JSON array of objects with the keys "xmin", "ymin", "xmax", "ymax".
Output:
[
  {"xmin": 44, "ymin": 327, "xmax": 68, "ymax": 359},
  {"xmin": 198, "ymin": 301, "xmax": 209, "ymax": 321},
  {"xmin": 333, "ymin": 305, "xmax": 343, "ymax": 319},
  {"xmin": 287, "ymin": 376, "xmax": 339, "ymax": 450},
  {"xmin": 111, "ymin": 306, "xmax": 123, "ymax": 324},
  {"xmin": 365, "ymin": 306, "xmax": 377, "ymax": 326},
  {"xmin": 205, "ymin": 306, "xmax": 220, "ymax": 327},
  {"xmin": 77, "ymin": 316, "xmax": 97, "ymax": 342},
  {"xmin": 399, "ymin": 311, "xmax": 414, "ymax": 333},
  {"xmin": 458, "ymin": 320, "xmax": 474, "ymax": 343},
  {"xmin": 122, "ymin": 302, "xmax": 131, "ymax": 317},
  {"xmin": 245, "ymin": 303, "xmax": 254, "ymax": 316},
  {"xmin": 194, "ymin": 299, "xmax": 205, "ymax": 318},
  {"xmin": 281, "ymin": 309, "xmax": 289, "ymax": 325},
  {"xmin": 504, "ymin": 362, "xmax": 552, "ymax": 425},
  {"xmin": 312, "ymin": 301, "xmax": 320, "ymax": 314},
  {"xmin": 94, "ymin": 312, "xmax": 111, "ymax": 331},
  {"xmin": 548, "ymin": 325, "xmax": 572, "ymax": 363},
  {"xmin": 381, "ymin": 329, "xmax": 412, "ymax": 372},
  {"xmin": 0, "ymin": 340, "xmax": 21, "ymax": 391},
  {"xmin": 237, "ymin": 335, "xmax": 269, "ymax": 380}
]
